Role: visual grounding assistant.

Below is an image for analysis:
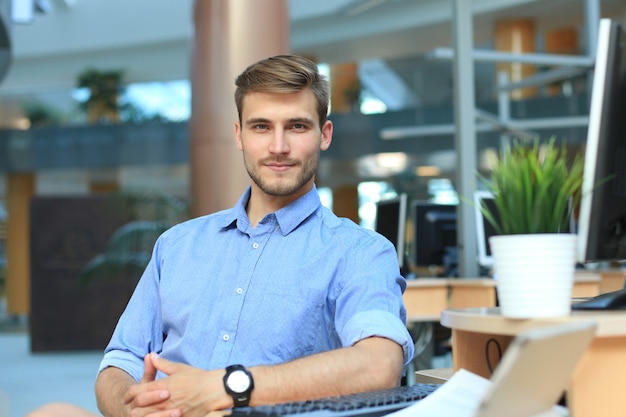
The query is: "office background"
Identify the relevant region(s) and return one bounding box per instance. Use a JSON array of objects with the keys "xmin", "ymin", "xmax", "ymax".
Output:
[{"xmin": 0, "ymin": 0, "xmax": 625, "ymax": 317}]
